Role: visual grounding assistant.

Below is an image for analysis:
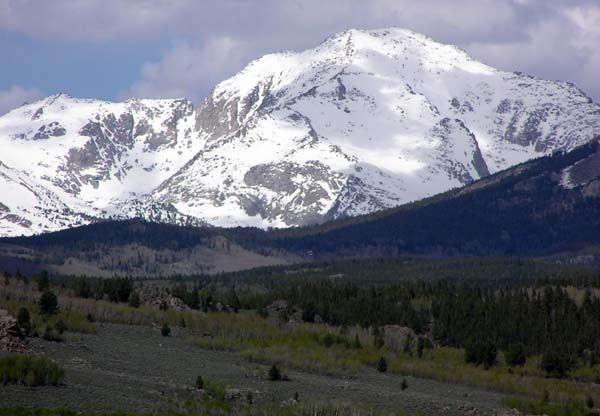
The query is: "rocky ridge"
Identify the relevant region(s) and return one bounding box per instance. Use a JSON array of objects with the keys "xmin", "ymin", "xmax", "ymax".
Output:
[{"xmin": 1, "ymin": 28, "xmax": 600, "ymax": 236}]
